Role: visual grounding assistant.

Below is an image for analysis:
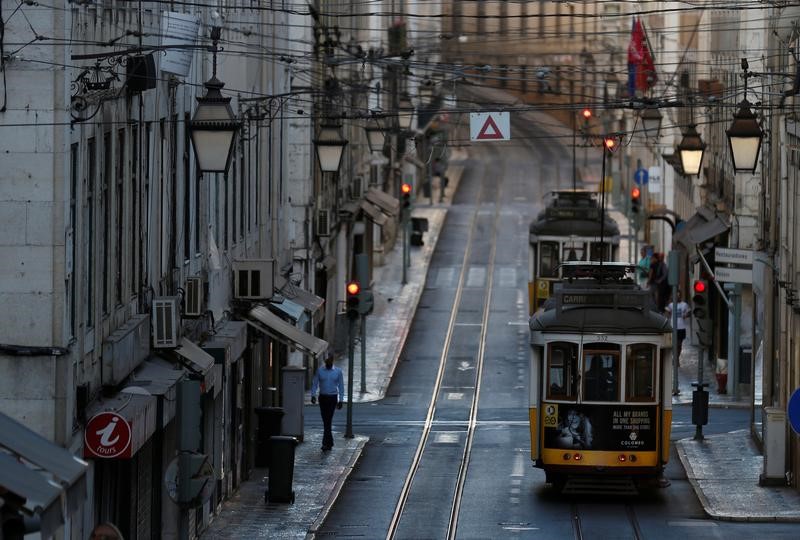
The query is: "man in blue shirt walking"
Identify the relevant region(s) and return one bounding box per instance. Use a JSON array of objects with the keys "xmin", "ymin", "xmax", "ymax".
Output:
[{"xmin": 310, "ymin": 351, "xmax": 345, "ymax": 452}]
